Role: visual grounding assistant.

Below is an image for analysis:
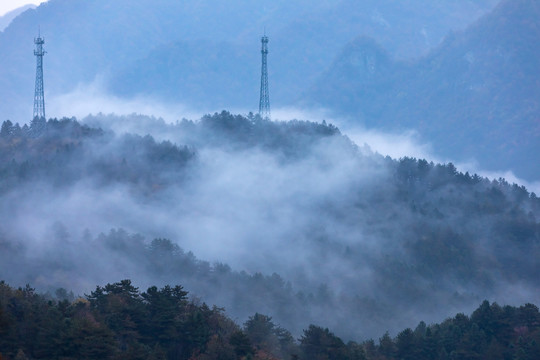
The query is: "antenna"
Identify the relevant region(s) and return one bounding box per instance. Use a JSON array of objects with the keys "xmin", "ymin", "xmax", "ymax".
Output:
[
  {"xmin": 258, "ymin": 33, "xmax": 270, "ymax": 120},
  {"xmin": 33, "ymin": 30, "xmax": 46, "ymax": 121}
]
